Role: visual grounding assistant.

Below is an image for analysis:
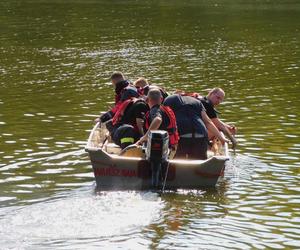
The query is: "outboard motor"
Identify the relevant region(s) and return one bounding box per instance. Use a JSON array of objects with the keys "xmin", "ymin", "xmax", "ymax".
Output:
[{"xmin": 145, "ymin": 130, "xmax": 169, "ymax": 189}]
